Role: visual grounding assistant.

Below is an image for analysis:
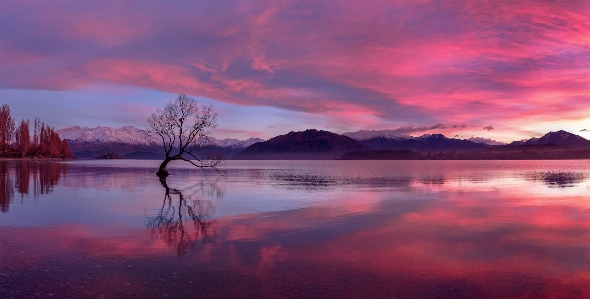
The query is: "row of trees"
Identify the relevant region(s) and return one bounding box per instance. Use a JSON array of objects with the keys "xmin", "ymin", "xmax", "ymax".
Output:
[{"xmin": 0, "ymin": 104, "xmax": 73, "ymax": 158}]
